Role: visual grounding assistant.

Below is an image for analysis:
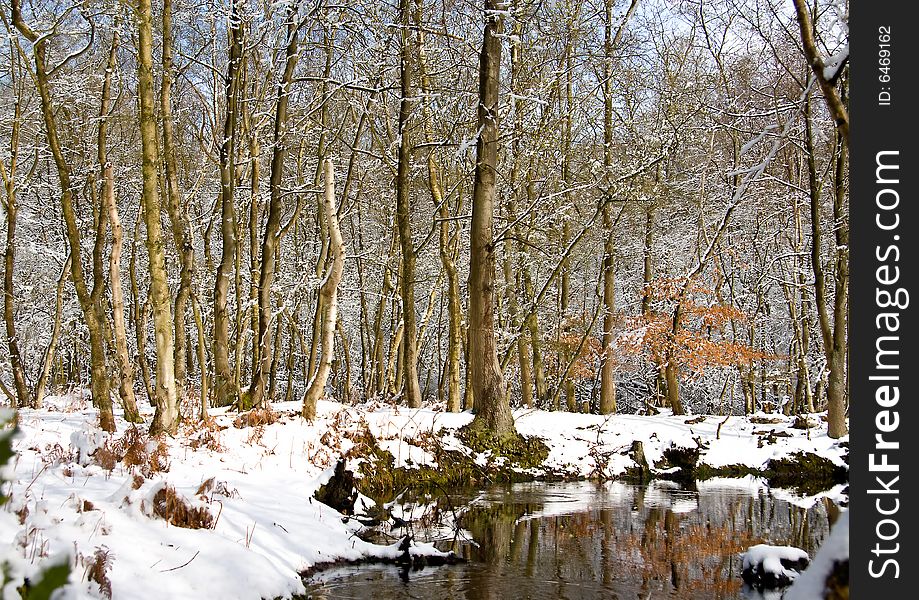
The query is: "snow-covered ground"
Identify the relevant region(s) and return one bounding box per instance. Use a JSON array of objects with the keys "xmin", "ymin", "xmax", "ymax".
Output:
[{"xmin": 1, "ymin": 395, "xmax": 848, "ymax": 599}]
